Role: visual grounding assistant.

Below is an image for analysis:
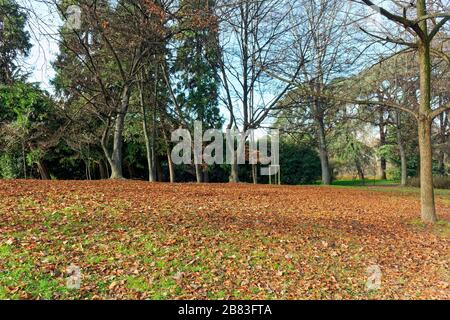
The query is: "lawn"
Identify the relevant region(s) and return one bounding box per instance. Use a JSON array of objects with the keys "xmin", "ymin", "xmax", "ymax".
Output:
[{"xmin": 0, "ymin": 180, "xmax": 449, "ymax": 300}]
